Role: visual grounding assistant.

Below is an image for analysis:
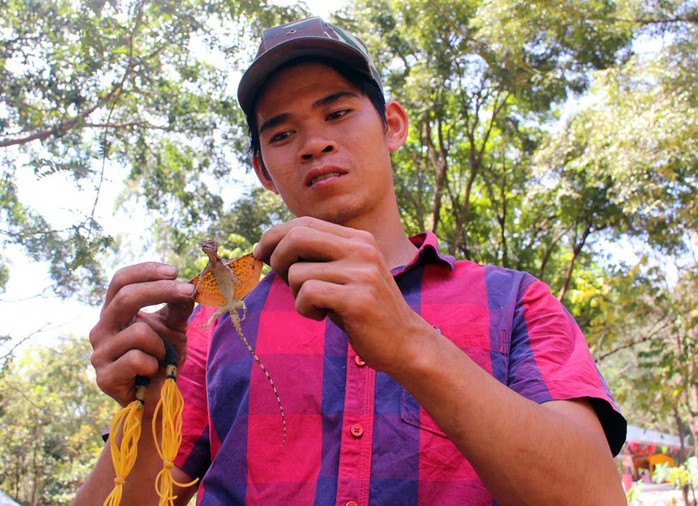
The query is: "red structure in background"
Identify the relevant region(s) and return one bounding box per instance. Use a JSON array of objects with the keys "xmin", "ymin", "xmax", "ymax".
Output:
[{"xmin": 618, "ymin": 425, "xmax": 693, "ymax": 492}]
